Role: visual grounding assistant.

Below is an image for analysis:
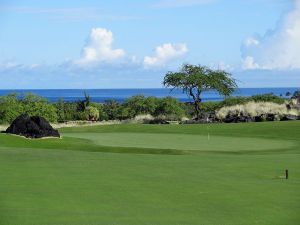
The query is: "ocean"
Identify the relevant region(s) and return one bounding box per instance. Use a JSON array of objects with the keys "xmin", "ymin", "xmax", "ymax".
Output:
[{"xmin": 0, "ymin": 88, "xmax": 299, "ymax": 103}]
